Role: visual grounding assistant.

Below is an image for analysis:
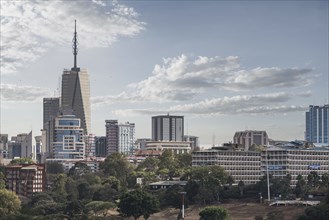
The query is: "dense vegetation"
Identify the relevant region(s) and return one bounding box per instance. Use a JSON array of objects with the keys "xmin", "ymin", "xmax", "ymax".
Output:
[{"xmin": 0, "ymin": 151, "xmax": 329, "ymax": 219}]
